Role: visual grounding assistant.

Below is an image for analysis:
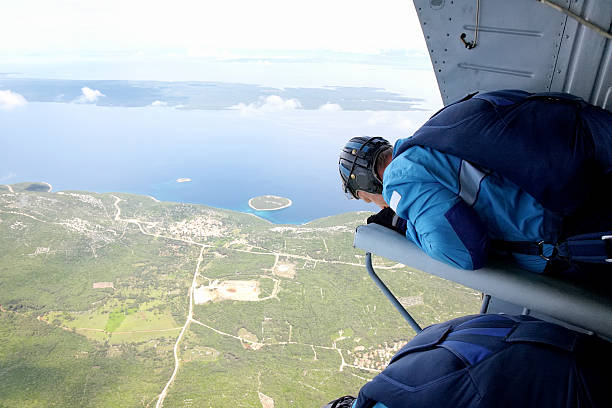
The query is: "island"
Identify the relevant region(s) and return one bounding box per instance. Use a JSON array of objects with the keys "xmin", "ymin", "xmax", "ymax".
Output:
[
  {"xmin": 176, "ymin": 178, "xmax": 191, "ymax": 183},
  {"xmin": 248, "ymin": 195, "xmax": 292, "ymax": 211}
]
